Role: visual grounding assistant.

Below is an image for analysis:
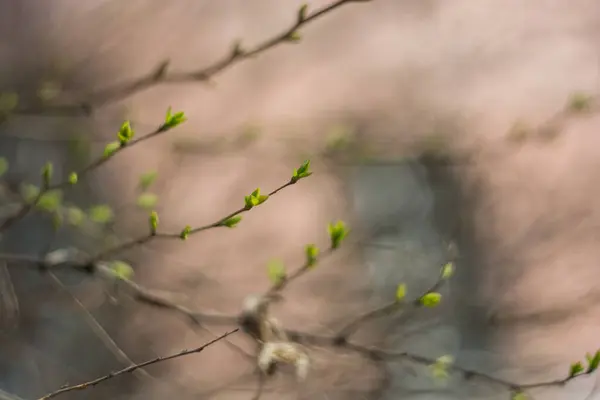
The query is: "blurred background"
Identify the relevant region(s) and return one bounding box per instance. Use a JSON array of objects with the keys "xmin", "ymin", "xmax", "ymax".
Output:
[{"xmin": 0, "ymin": 0, "xmax": 599, "ymax": 399}]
